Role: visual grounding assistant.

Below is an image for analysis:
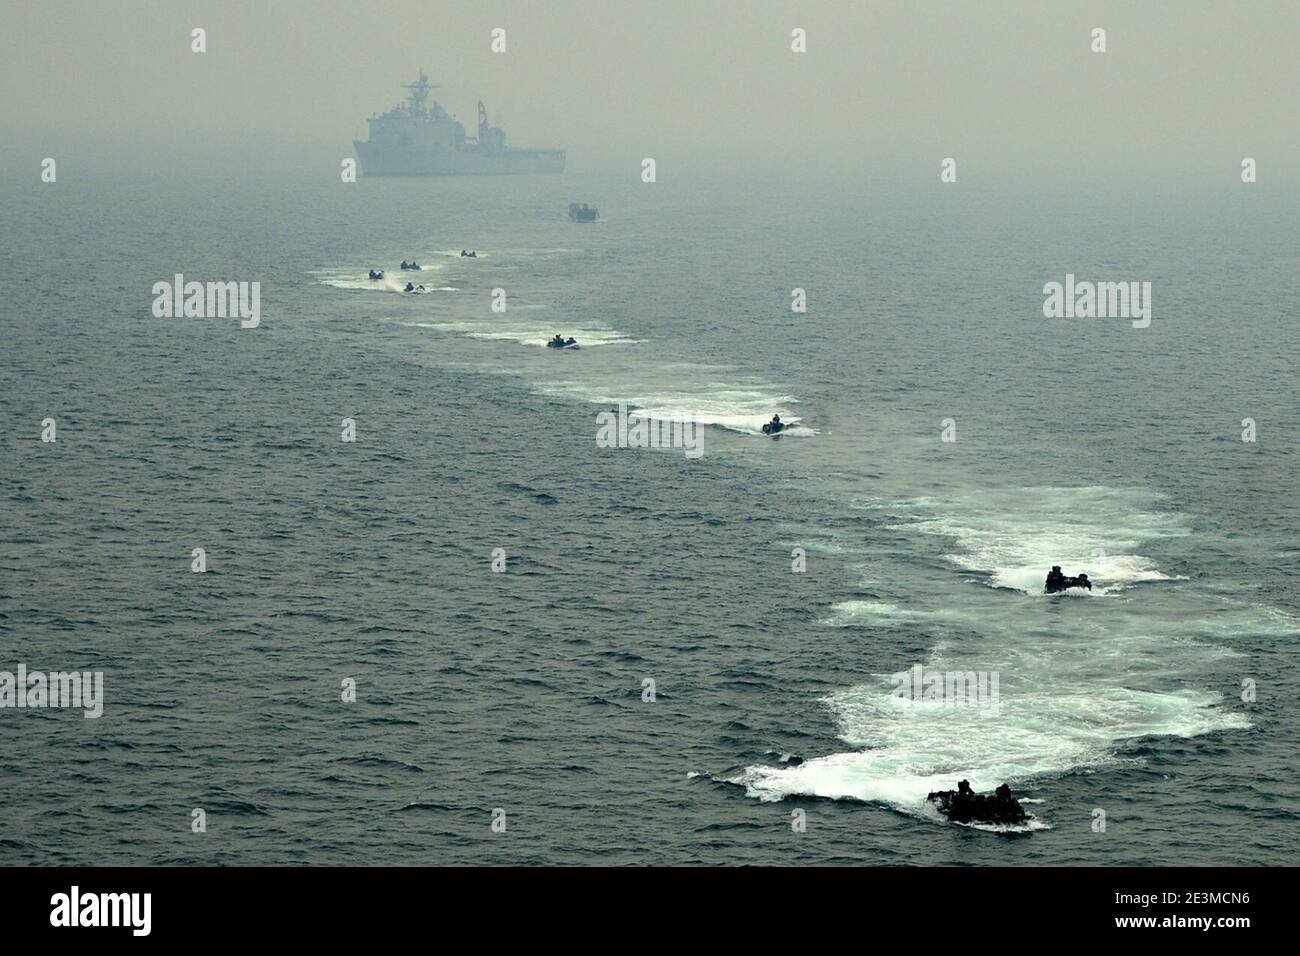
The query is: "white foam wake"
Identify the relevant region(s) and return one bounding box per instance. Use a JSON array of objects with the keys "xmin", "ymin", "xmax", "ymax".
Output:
[
  {"xmin": 736, "ymin": 677, "xmax": 1245, "ymax": 822},
  {"xmin": 896, "ymin": 486, "xmax": 1189, "ymax": 593},
  {"xmin": 737, "ymin": 485, "xmax": 1248, "ymax": 824},
  {"xmin": 535, "ymin": 377, "xmax": 814, "ymax": 436},
  {"xmin": 409, "ymin": 321, "xmax": 638, "ymax": 348},
  {"xmin": 312, "ymin": 267, "xmax": 455, "ymax": 294}
]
